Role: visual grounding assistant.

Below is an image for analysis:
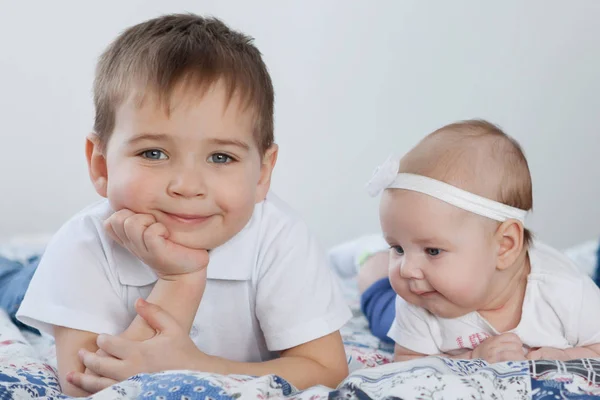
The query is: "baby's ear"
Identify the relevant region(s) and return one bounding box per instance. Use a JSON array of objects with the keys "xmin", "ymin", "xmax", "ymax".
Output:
[
  {"xmin": 255, "ymin": 144, "xmax": 278, "ymax": 203},
  {"xmin": 494, "ymin": 219, "xmax": 525, "ymax": 270},
  {"xmin": 85, "ymin": 133, "xmax": 108, "ymax": 198}
]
